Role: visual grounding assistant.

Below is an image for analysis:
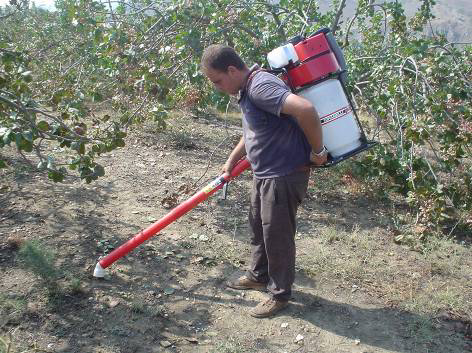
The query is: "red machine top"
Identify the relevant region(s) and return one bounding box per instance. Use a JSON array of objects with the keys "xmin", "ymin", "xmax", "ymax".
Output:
[
  {"xmin": 294, "ymin": 33, "xmax": 332, "ymax": 62},
  {"xmin": 285, "ymin": 32, "xmax": 340, "ymax": 89}
]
